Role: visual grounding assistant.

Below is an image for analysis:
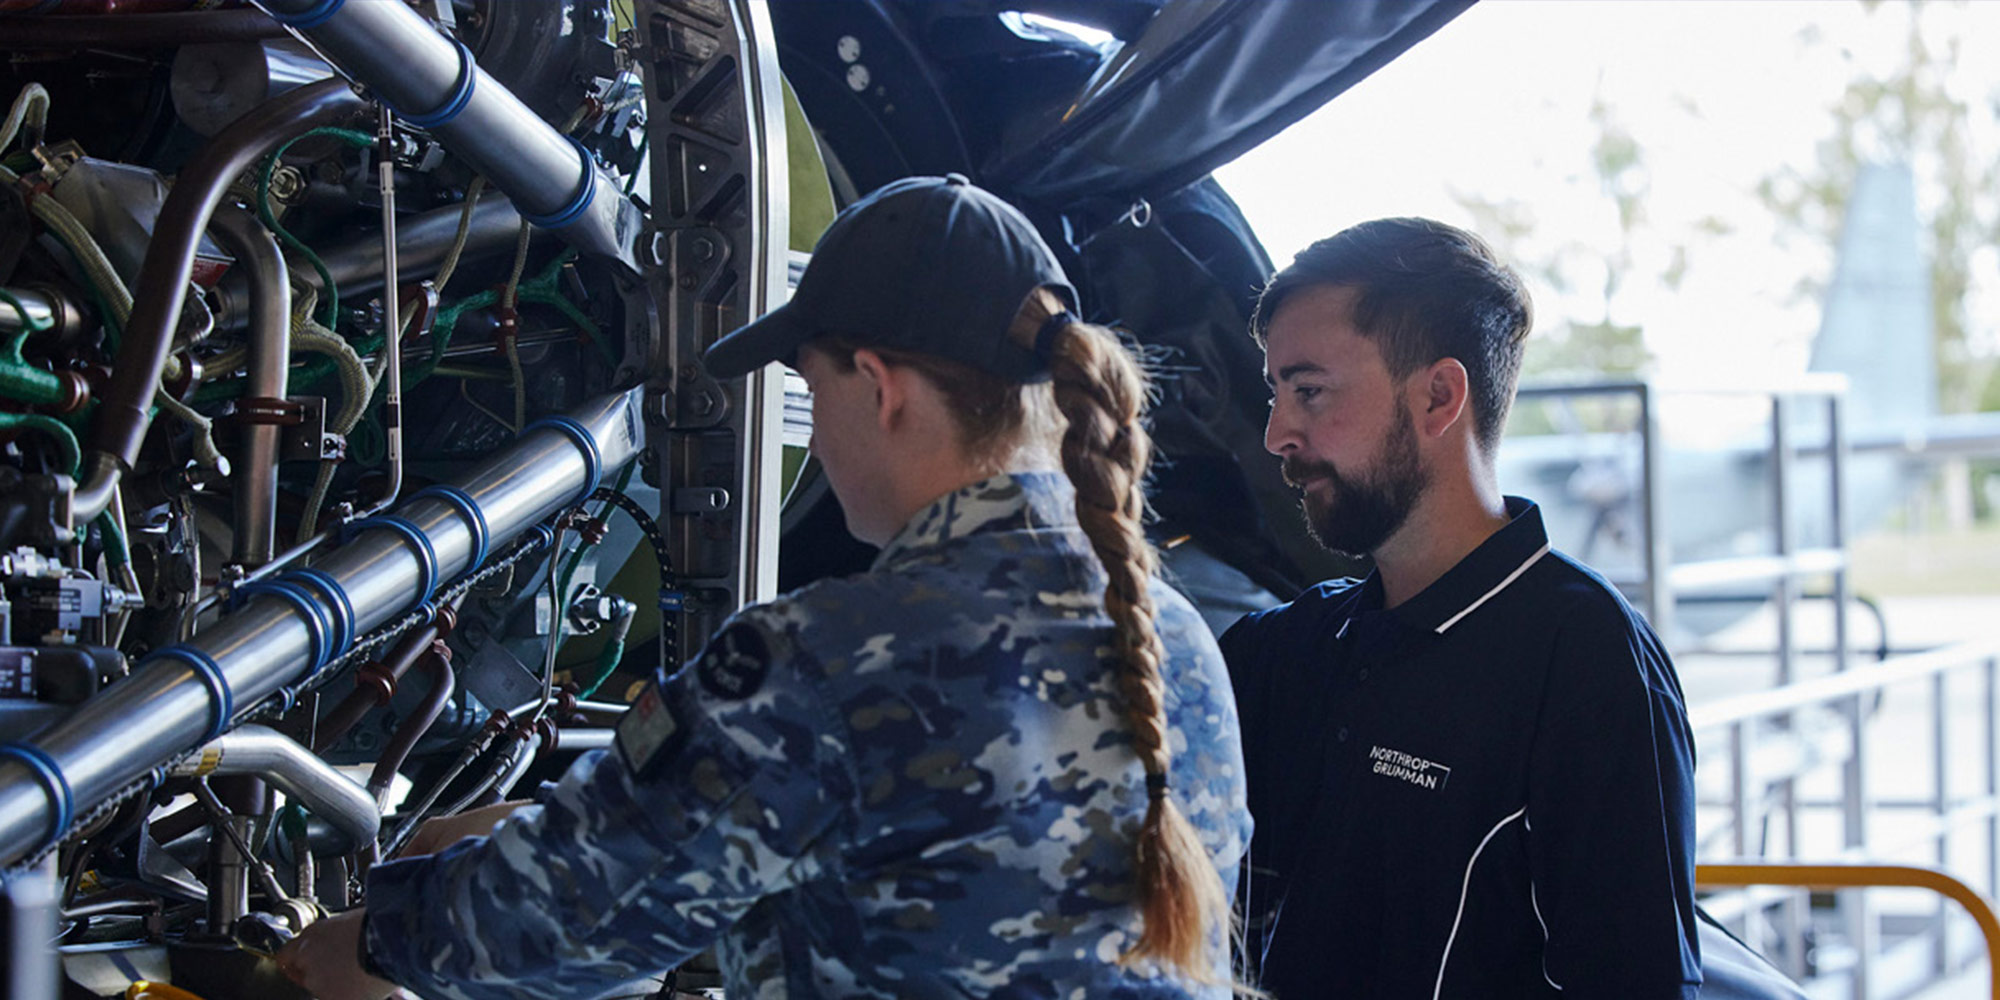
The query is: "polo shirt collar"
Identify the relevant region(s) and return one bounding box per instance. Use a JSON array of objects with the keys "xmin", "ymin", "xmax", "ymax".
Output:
[{"xmin": 1385, "ymin": 496, "xmax": 1552, "ymax": 635}]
